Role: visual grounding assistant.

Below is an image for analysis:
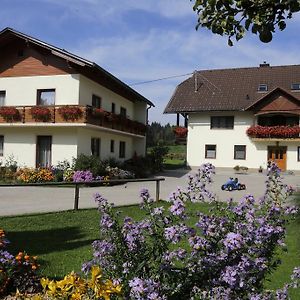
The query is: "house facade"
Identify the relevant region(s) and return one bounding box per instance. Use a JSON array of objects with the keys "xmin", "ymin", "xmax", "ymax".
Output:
[
  {"xmin": 165, "ymin": 64, "xmax": 300, "ymax": 171},
  {"xmin": 0, "ymin": 28, "xmax": 154, "ymax": 168}
]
